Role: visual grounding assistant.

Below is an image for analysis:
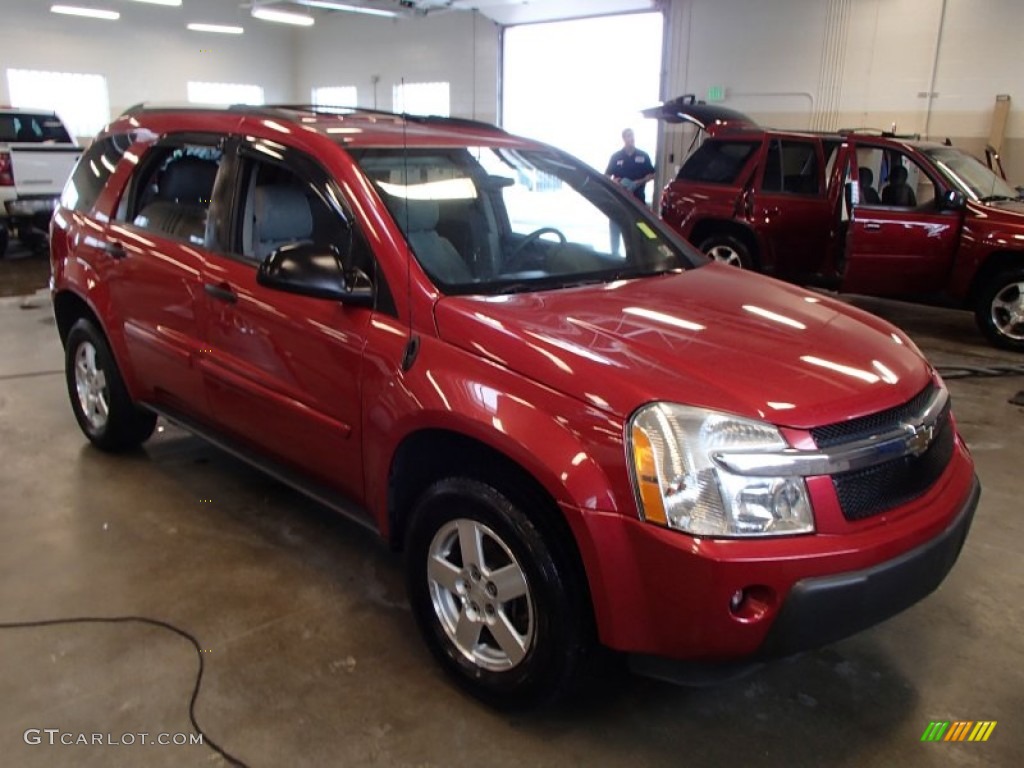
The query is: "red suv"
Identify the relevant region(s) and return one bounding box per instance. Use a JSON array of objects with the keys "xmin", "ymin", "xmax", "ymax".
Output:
[
  {"xmin": 652, "ymin": 97, "xmax": 1024, "ymax": 351},
  {"xmin": 51, "ymin": 105, "xmax": 979, "ymax": 708}
]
